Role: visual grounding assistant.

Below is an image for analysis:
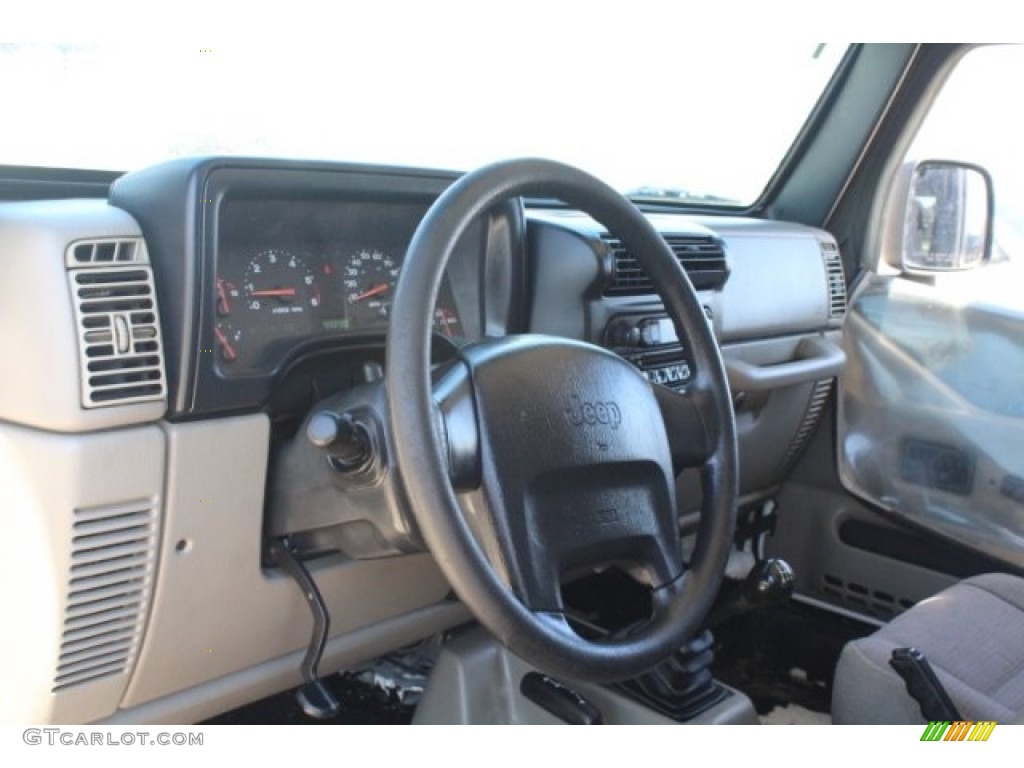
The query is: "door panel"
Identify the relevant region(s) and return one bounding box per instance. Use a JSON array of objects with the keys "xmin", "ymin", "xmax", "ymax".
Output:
[{"xmin": 839, "ymin": 271, "xmax": 1024, "ymax": 568}]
